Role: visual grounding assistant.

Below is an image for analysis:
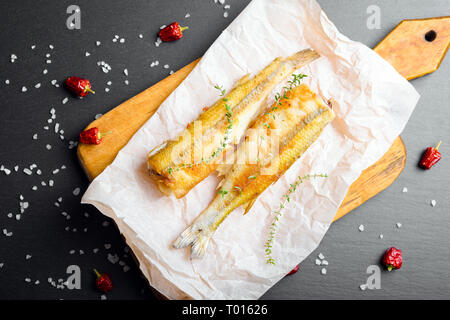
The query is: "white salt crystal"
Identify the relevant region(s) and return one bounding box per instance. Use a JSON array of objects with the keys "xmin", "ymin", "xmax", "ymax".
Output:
[
  {"xmin": 360, "ymin": 284, "xmax": 367, "ymax": 291},
  {"xmin": 22, "ymin": 86, "xmax": 27, "ymax": 92},
  {"xmin": 430, "ymin": 200, "xmax": 436, "ymax": 207},
  {"xmin": 73, "ymin": 187, "xmax": 81, "ymax": 196},
  {"xmin": 396, "ymin": 222, "xmax": 402, "ymax": 228},
  {"xmin": 35, "ymin": 83, "xmax": 41, "ymax": 88},
  {"xmin": 318, "ymin": 253, "xmax": 324, "ymax": 260},
  {"xmin": 359, "ymin": 224, "xmax": 365, "ymax": 232},
  {"xmin": 402, "ymin": 187, "xmax": 408, "ymax": 193},
  {"xmin": 62, "ymin": 97, "xmax": 69, "ymax": 104},
  {"xmin": 315, "ymin": 259, "xmax": 321, "ymax": 265},
  {"xmin": 321, "ymin": 268, "xmax": 327, "ymax": 275}
]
